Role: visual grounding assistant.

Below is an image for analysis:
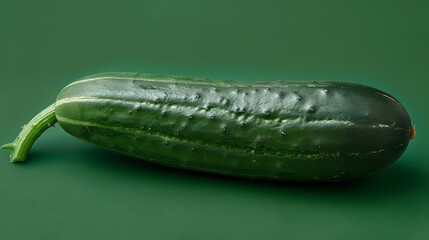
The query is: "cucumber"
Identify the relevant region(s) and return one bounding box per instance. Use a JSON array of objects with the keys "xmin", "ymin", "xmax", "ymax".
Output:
[{"xmin": 2, "ymin": 72, "xmax": 415, "ymax": 181}]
